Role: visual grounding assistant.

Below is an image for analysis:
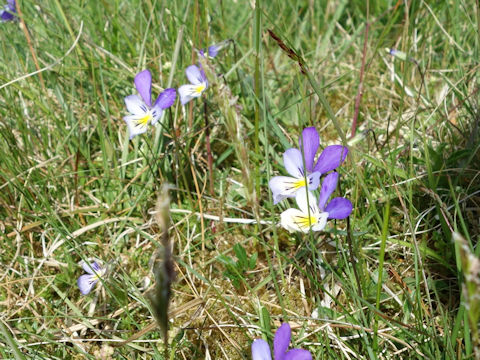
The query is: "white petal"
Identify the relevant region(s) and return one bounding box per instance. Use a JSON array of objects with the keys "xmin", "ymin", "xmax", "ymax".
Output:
[
  {"xmin": 185, "ymin": 64, "xmax": 205, "ymax": 85},
  {"xmin": 124, "ymin": 95, "xmax": 148, "ymax": 115},
  {"xmin": 268, "ymin": 176, "xmax": 306, "ymax": 204},
  {"xmin": 311, "ymin": 212, "xmax": 329, "ymax": 232},
  {"xmin": 124, "ymin": 115, "xmax": 149, "ymax": 139},
  {"xmin": 179, "ymin": 83, "xmax": 207, "ymax": 105},
  {"xmin": 281, "ymin": 208, "xmax": 316, "ymax": 233},
  {"xmin": 77, "ymin": 274, "xmax": 97, "ymax": 295},
  {"xmin": 306, "ymin": 171, "xmax": 321, "ymax": 191},
  {"xmin": 283, "ymin": 148, "xmax": 304, "ymax": 178},
  {"xmin": 150, "ymin": 108, "xmax": 163, "ymax": 125},
  {"xmin": 179, "ymin": 85, "xmax": 197, "ymax": 105},
  {"xmin": 295, "ymin": 190, "xmax": 320, "ymax": 216}
]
